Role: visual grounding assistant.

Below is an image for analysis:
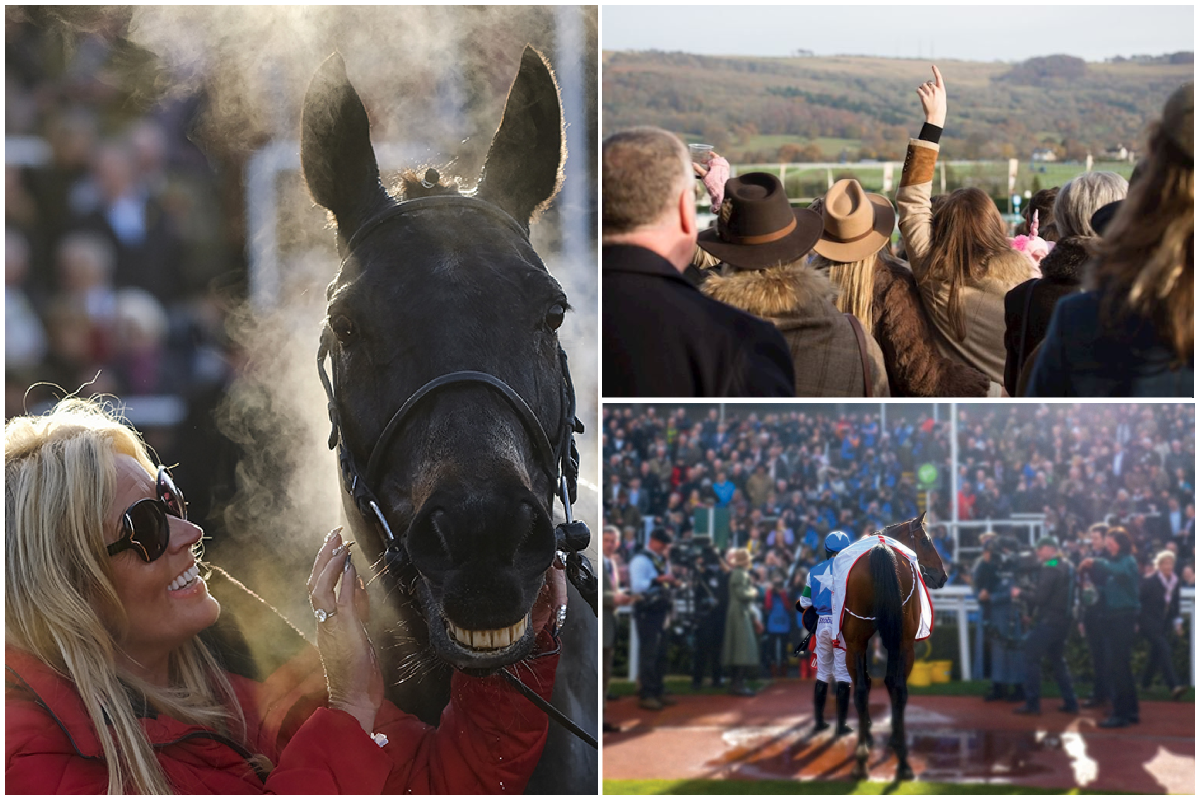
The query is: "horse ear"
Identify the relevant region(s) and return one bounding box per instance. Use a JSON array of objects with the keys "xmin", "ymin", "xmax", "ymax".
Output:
[
  {"xmin": 918, "ymin": 511, "xmax": 927, "ymax": 525},
  {"xmin": 477, "ymin": 46, "xmax": 564, "ymax": 226},
  {"xmin": 301, "ymin": 53, "xmax": 391, "ymax": 238}
]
